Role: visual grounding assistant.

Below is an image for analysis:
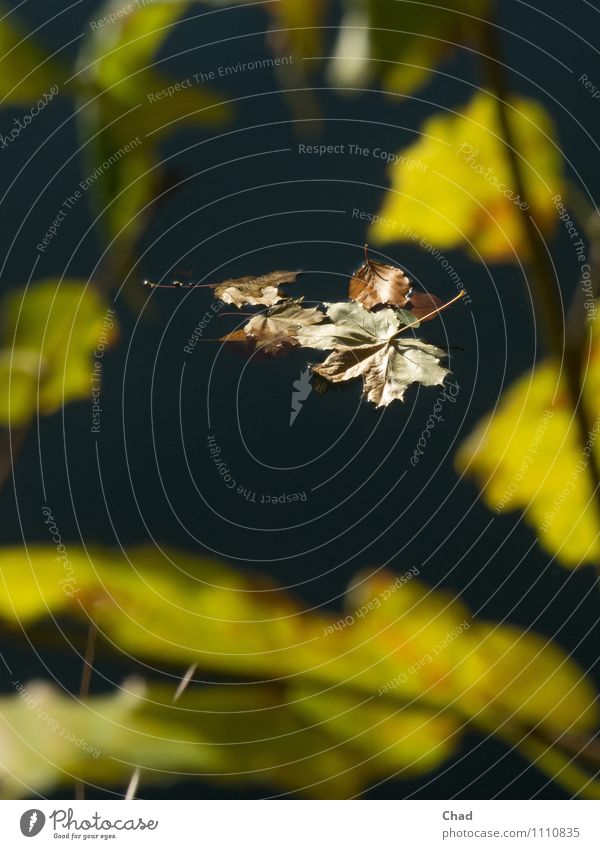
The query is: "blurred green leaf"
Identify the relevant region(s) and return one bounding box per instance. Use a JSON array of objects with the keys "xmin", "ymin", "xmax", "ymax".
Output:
[
  {"xmin": 0, "ymin": 4, "xmax": 66, "ymax": 105},
  {"xmin": 289, "ymin": 685, "xmax": 460, "ymax": 777},
  {"xmin": 369, "ymin": 93, "xmax": 563, "ymax": 262},
  {"xmin": 1, "ymin": 545, "xmax": 598, "ymax": 796},
  {"xmin": 0, "ymin": 680, "xmax": 381, "ymax": 799},
  {"xmin": 0, "ymin": 281, "xmax": 117, "ymax": 427},
  {"xmin": 330, "ymin": 0, "xmax": 490, "ymax": 94},
  {"xmin": 456, "ymin": 308, "xmax": 600, "ymax": 568},
  {"xmin": 203, "ymin": 0, "xmax": 330, "ymax": 60},
  {"xmin": 75, "ymin": 0, "xmax": 232, "ymax": 271},
  {"xmin": 79, "ymin": 0, "xmax": 231, "ymax": 138}
]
